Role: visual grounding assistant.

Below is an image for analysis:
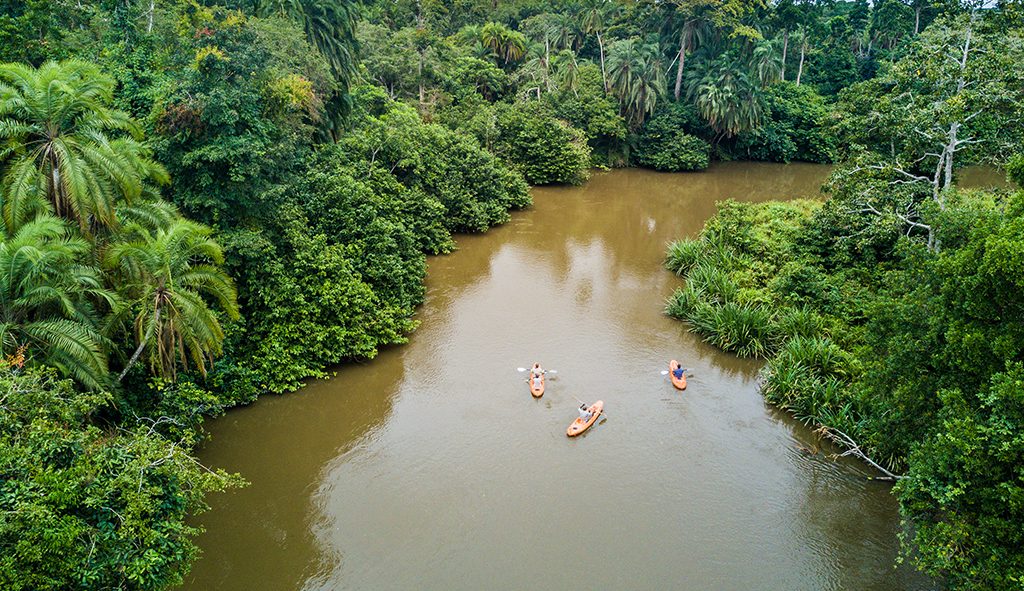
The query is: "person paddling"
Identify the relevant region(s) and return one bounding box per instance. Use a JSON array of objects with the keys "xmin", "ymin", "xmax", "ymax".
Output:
[
  {"xmin": 531, "ymin": 373, "xmax": 543, "ymax": 389},
  {"xmin": 530, "ymin": 362, "xmax": 544, "ymax": 377},
  {"xmin": 672, "ymin": 365, "xmax": 686, "ymax": 380},
  {"xmin": 578, "ymin": 403, "xmax": 592, "ymax": 422}
]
